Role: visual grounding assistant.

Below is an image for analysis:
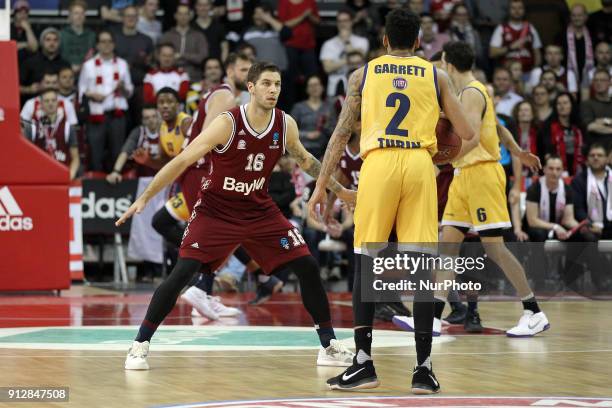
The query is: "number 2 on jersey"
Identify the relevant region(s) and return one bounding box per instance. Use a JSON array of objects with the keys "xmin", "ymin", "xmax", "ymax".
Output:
[{"xmin": 385, "ymin": 92, "xmax": 410, "ymax": 137}]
